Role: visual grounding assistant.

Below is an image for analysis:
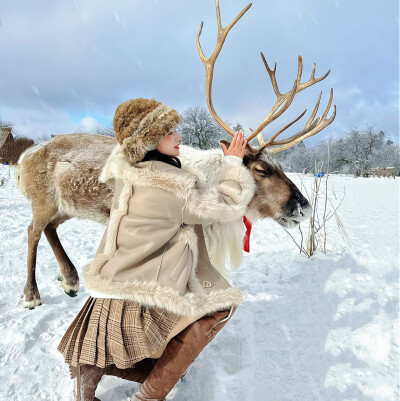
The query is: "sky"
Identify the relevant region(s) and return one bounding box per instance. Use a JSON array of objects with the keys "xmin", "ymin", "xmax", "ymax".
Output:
[{"xmin": 0, "ymin": 0, "xmax": 398, "ymax": 145}]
